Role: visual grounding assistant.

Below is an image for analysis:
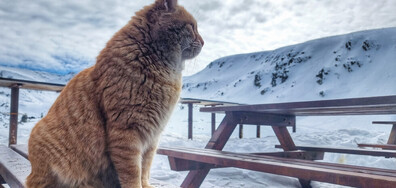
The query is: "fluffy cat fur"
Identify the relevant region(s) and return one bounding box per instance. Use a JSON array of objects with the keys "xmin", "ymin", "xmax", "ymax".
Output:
[{"xmin": 26, "ymin": 0, "xmax": 203, "ymax": 187}]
